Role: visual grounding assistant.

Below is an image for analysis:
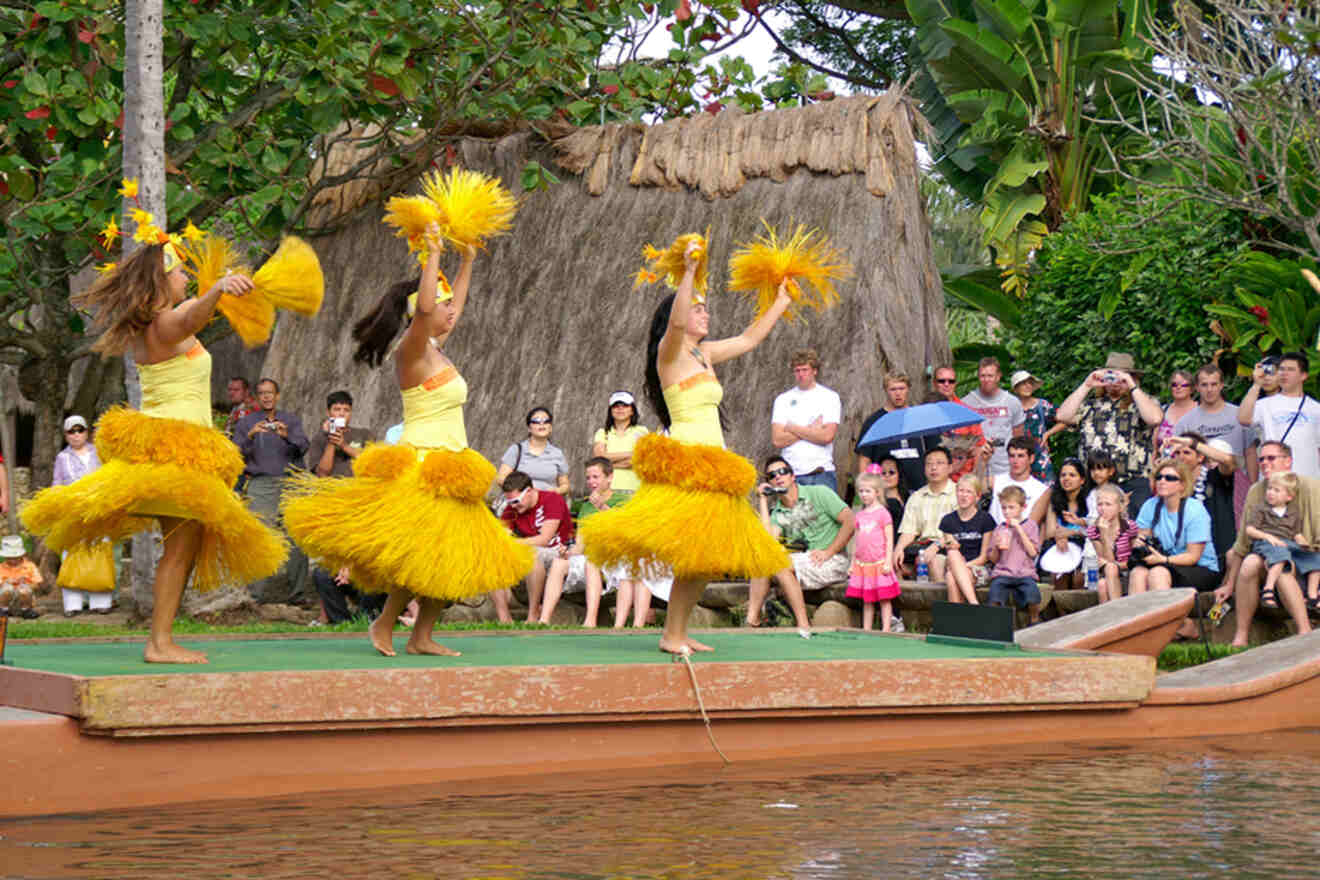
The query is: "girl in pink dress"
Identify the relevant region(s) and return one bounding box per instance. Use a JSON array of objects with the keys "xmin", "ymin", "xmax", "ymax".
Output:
[{"xmin": 848, "ymin": 472, "xmax": 901, "ymax": 631}]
